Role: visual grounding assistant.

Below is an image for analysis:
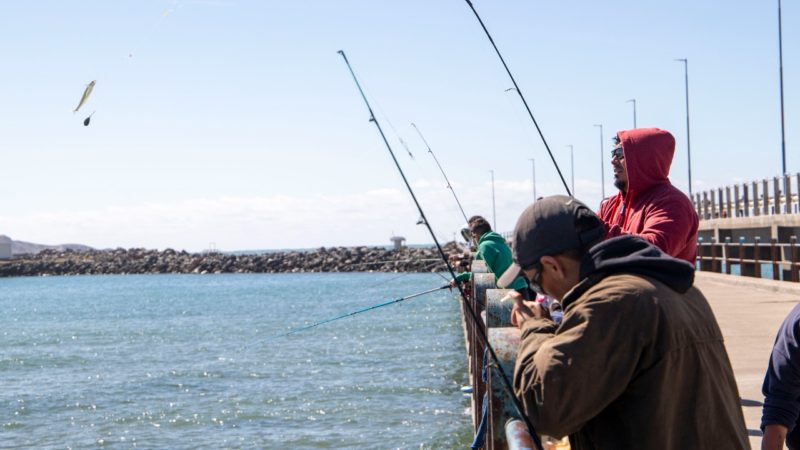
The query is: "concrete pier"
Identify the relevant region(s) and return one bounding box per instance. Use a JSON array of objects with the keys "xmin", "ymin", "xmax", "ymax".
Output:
[{"xmin": 697, "ymin": 272, "xmax": 800, "ymax": 449}]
